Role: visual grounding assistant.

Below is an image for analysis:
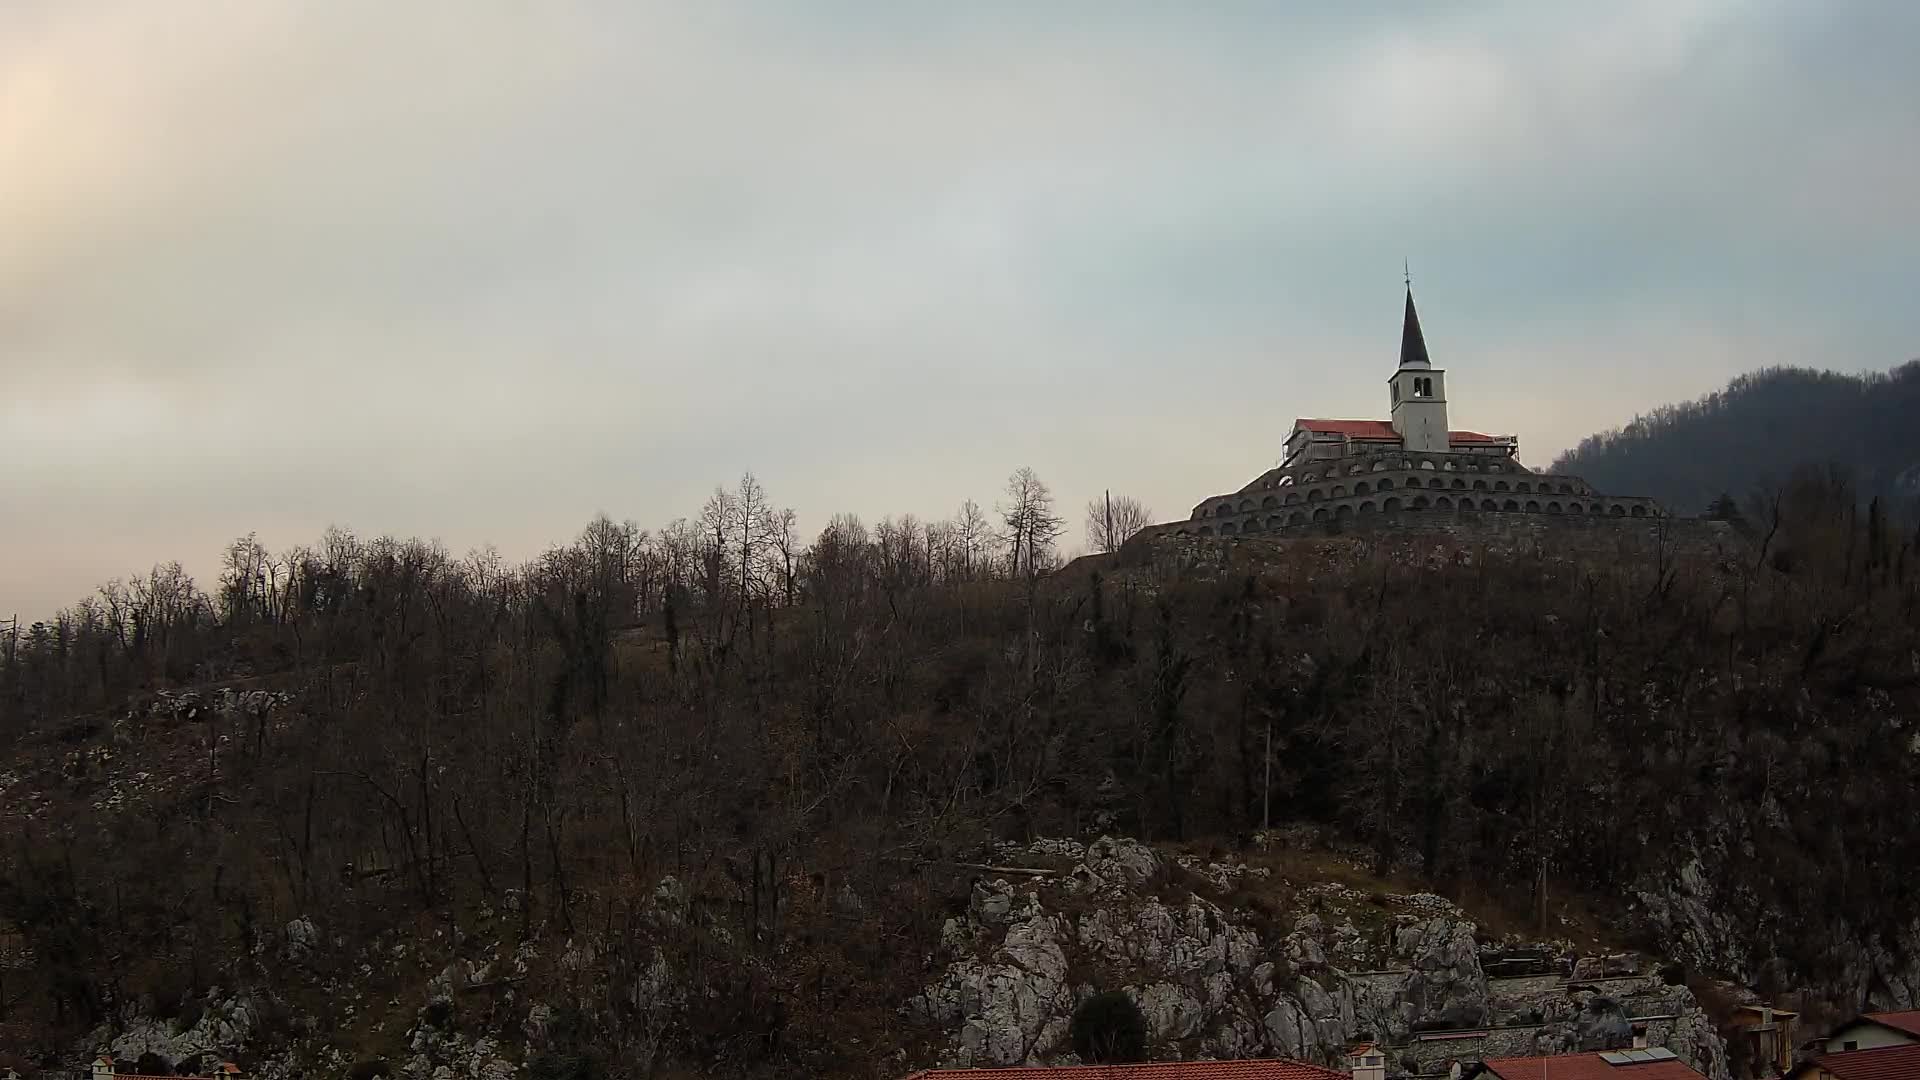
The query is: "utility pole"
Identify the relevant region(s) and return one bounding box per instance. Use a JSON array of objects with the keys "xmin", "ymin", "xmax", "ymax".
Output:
[
  {"xmin": 1538, "ymin": 855, "xmax": 1549, "ymax": 934},
  {"xmin": 1262, "ymin": 717, "xmax": 1273, "ymax": 836}
]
